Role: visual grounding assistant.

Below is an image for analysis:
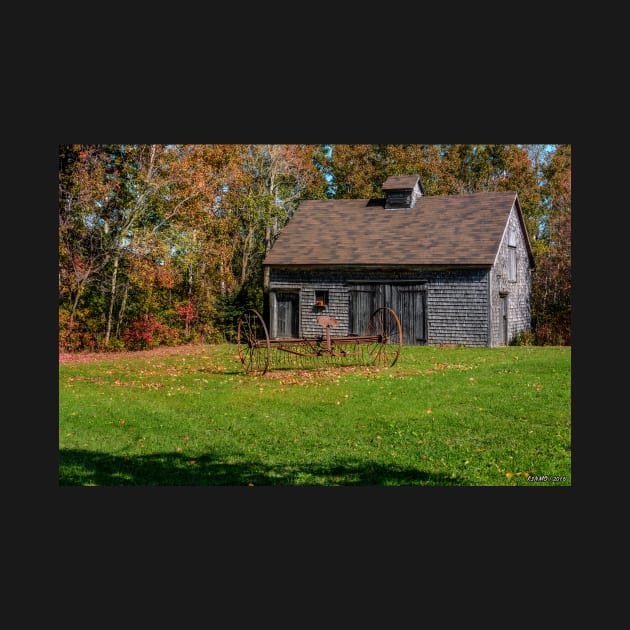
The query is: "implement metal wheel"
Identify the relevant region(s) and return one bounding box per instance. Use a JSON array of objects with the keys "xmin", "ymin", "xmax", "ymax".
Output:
[
  {"xmin": 366, "ymin": 306, "xmax": 403, "ymax": 368},
  {"xmin": 237, "ymin": 309, "xmax": 270, "ymax": 374}
]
